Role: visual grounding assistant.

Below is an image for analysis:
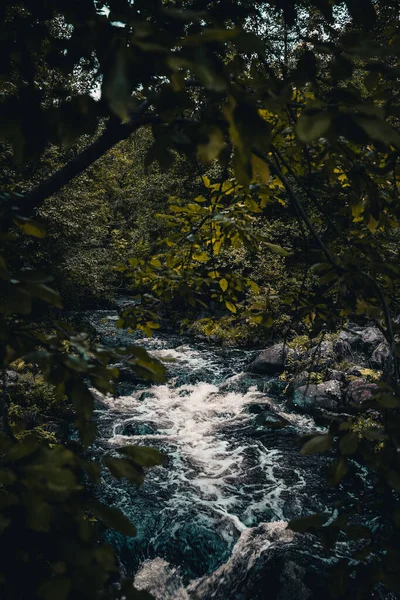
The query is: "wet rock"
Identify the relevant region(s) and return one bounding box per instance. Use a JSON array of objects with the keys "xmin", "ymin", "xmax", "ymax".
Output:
[
  {"xmin": 219, "ymin": 372, "xmax": 262, "ymax": 394},
  {"xmin": 116, "ymin": 421, "xmax": 158, "ymax": 436},
  {"xmin": 135, "ymin": 557, "xmax": 189, "ymax": 600},
  {"xmin": 292, "ymin": 371, "xmax": 310, "ymax": 390},
  {"xmin": 252, "ymin": 408, "xmax": 290, "ymax": 430},
  {"xmin": 293, "ymin": 380, "xmax": 343, "ymax": 411},
  {"xmin": 370, "ymin": 341, "xmax": 390, "ymax": 370},
  {"xmin": 188, "ymin": 521, "xmax": 322, "ymax": 600},
  {"xmin": 346, "ymin": 378, "xmax": 378, "ymax": 406},
  {"xmin": 247, "ymin": 343, "xmax": 288, "ymax": 375},
  {"xmin": 307, "ymin": 340, "xmax": 335, "ymax": 370}
]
